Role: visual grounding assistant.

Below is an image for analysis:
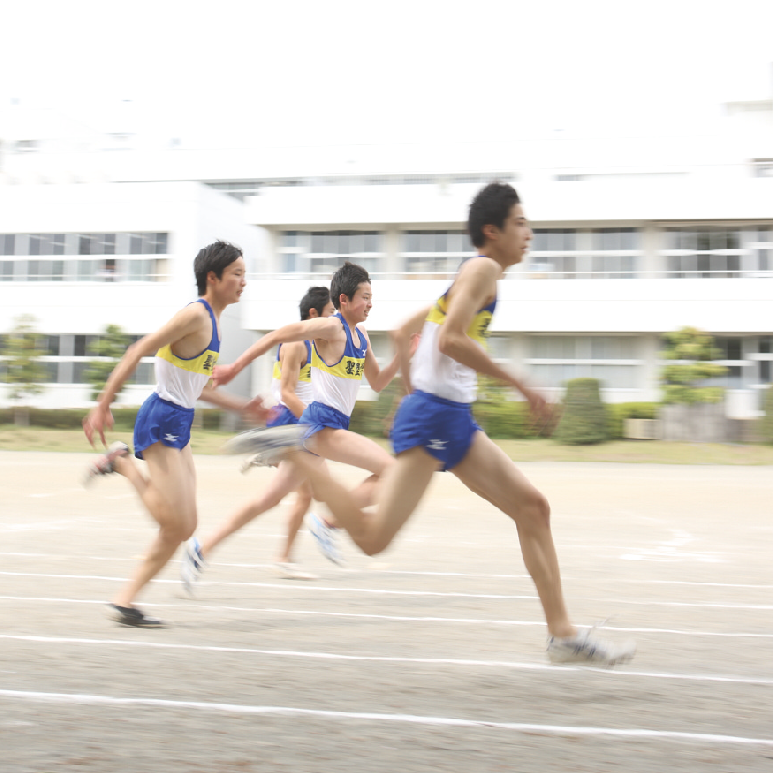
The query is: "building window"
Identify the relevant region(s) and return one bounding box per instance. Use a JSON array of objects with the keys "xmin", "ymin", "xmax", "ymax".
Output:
[
  {"xmin": 589, "ymin": 229, "xmax": 639, "ymax": 278},
  {"xmin": 664, "ymin": 228, "xmax": 744, "ymax": 278},
  {"xmin": 401, "ymin": 230, "xmax": 474, "ymax": 275},
  {"xmin": 527, "ymin": 335, "xmax": 640, "ymax": 389},
  {"xmin": 0, "ymin": 260, "xmax": 15, "ymax": 281},
  {"xmin": 129, "ymin": 233, "xmax": 168, "ymax": 255},
  {"xmin": 0, "ymin": 235, "xmax": 15, "ymax": 256},
  {"xmin": 528, "ymin": 230, "xmax": 579, "ymax": 278},
  {"xmin": 278, "ymin": 230, "xmax": 384, "ymax": 276}
]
